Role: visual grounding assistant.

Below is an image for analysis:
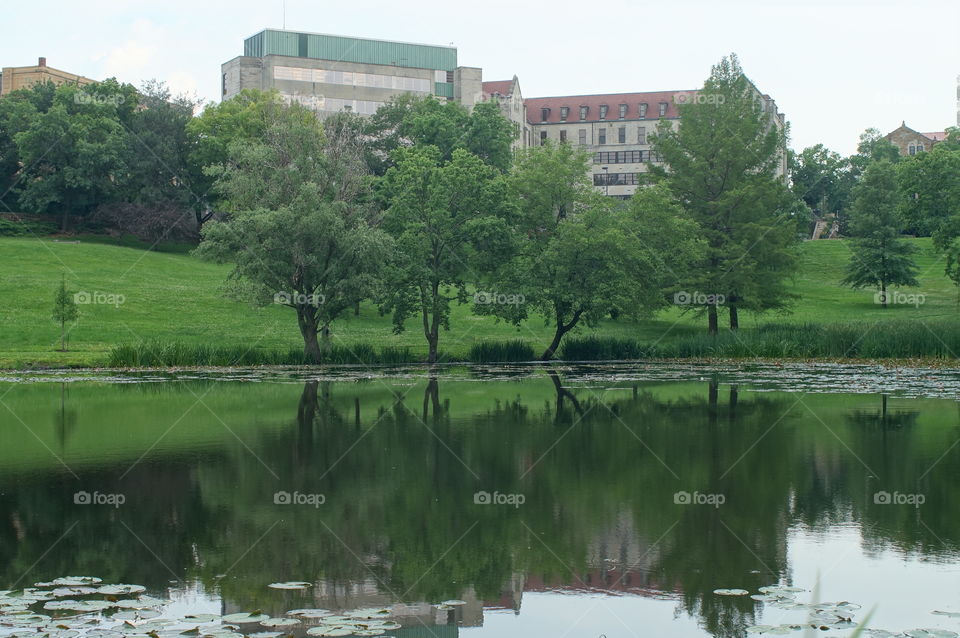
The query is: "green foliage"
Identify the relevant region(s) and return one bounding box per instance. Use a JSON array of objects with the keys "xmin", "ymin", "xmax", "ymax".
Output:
[
  {"xmin": 842, "ymin": 160, "xmax": 919, "ymax": 298},
  {"xmin": 51, "ymin": 275, "xmax": 78, "ymax": 351},
  {"xmin": 195, "ymin": 100, "xmax": 392, "ymax": 363},
  {"xmin": 468, "ymin": 339, "xmax": 535, "ymax": 363},
  {"xmin": 790, "ymin": 143, "xmax": 852, "ymax": 221},
  {"xmin": 107, "ymin": 341, "xmax": 419, "ymax": 367},
  {"xmin": 488, "ymin": 142, "xmax": 700, "ymax": 359},
  {"xmin": 560, "ymin": 321, "xmax": 960, "ymax": 359},
  {"xmin": 364, "ymin": 95, "xmax": 516, "ymax": 176},
  {"xmin": 898, "ymin": 143, "xmax": 960, "ymax": 238},
  {"xmin": 650, "ymin": 53, "xmax": 799, "ymax": 331},
  {"xmin": 11, "ymin": 81, "xmax": 134, "ymax": 230},
  {"xmin": 379, "ymin": 145, "xmax": 515, "ymax": 362},
  {"xmin": 0, "ymin": 218, "xmax": 56, "ymax": 236}
]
